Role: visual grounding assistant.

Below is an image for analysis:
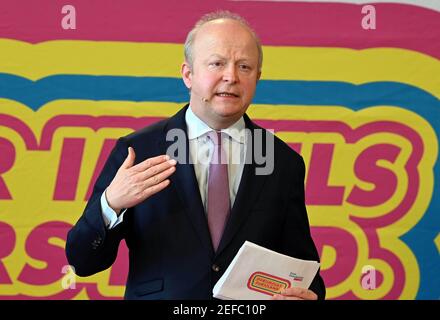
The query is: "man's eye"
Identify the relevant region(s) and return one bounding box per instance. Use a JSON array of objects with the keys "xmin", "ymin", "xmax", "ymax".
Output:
[
  {"xmin": 239, "ymin": 64, "xmax": 251, "ymax": 70},
  {"xmin": 210, "ymin": 61, "xmax": 223, "ymax": 67}
]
